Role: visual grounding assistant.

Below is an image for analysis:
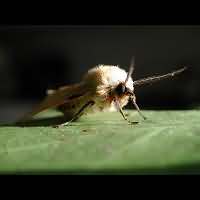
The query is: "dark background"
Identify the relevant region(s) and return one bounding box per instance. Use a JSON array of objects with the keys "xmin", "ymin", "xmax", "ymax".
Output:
[{"xmin": 0, "ymin": 25, "xmax": 199, "ymax": 123}]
